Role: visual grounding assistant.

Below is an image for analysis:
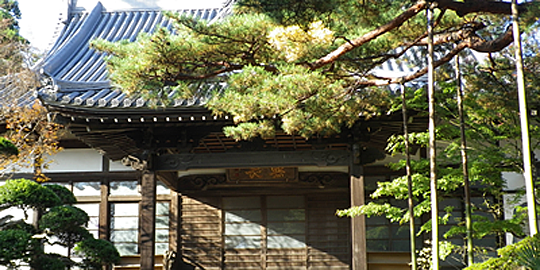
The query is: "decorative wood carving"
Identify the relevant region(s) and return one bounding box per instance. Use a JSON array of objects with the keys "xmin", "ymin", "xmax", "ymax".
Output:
[
  {"xmin": 178, "ymin": 174, "xmax": 227, "ymax": 190},
  {"xmin": 299, "ymin": 172, "xmax": 349, "ymax": 187},
  {"xmin": 122, "ymin": 155, "xmax": 148, "ymax": 170},
  {"xmin": 227, "ymin": 167, "xmax": 298, "ymax": 182},
  {"xmin": 155, "ymin": 150, "xmax": 351, "ymax": 171},
  {"xmin": 176, "ymin": 172, "xmax": 348, "ymax": 191}
]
